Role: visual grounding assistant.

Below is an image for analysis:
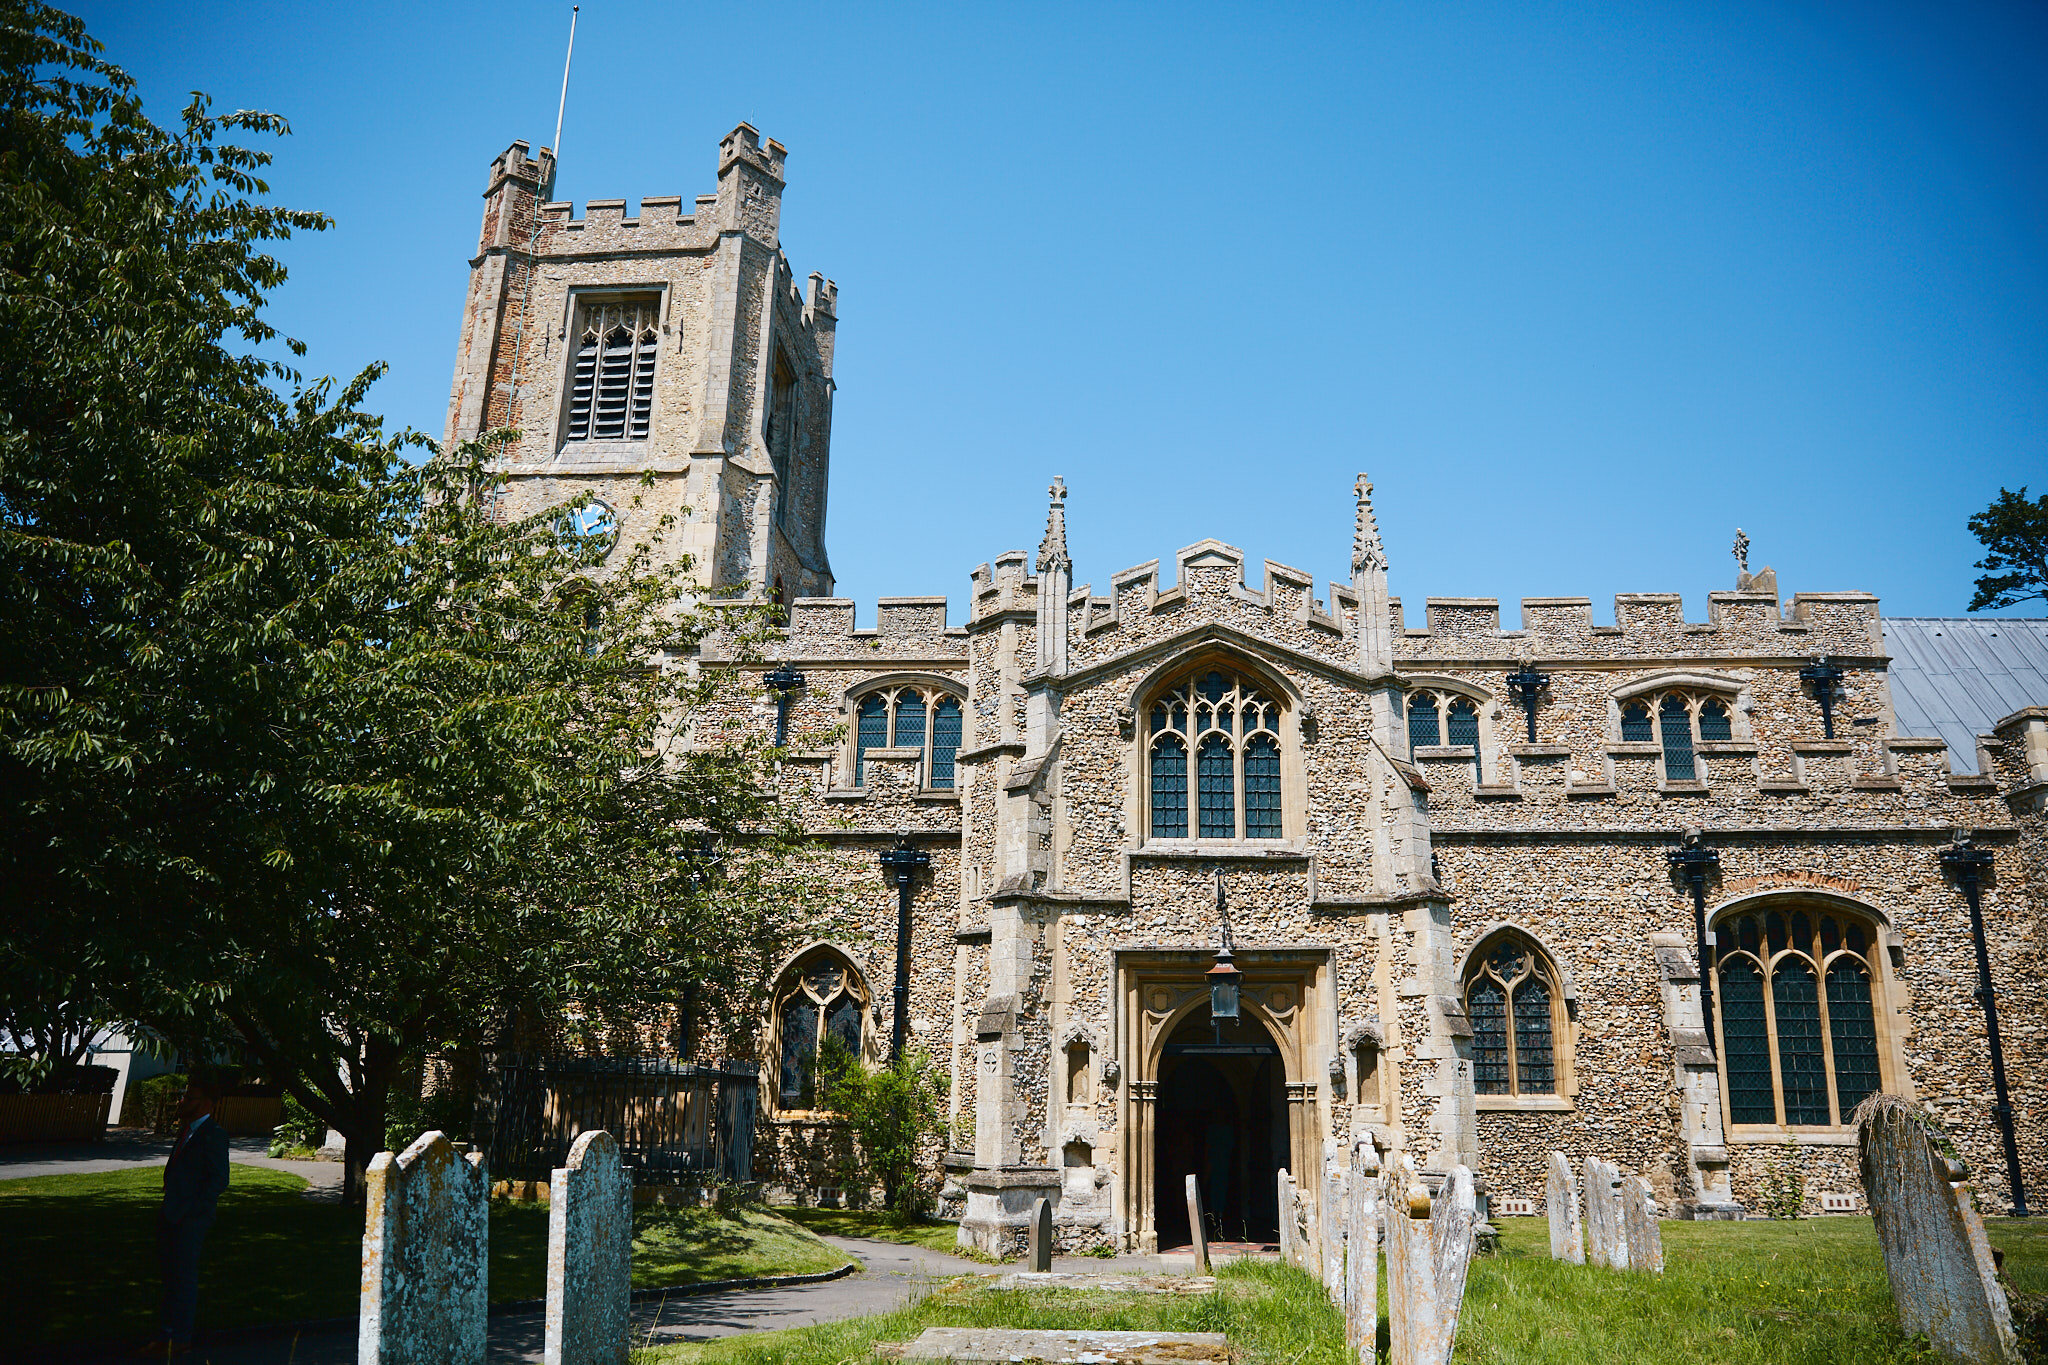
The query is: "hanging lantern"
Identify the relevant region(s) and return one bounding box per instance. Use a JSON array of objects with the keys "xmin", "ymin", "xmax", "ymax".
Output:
[{"xmin": 1207, "ymin": 949, "xmax": 1242, "ymax": 1022}]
